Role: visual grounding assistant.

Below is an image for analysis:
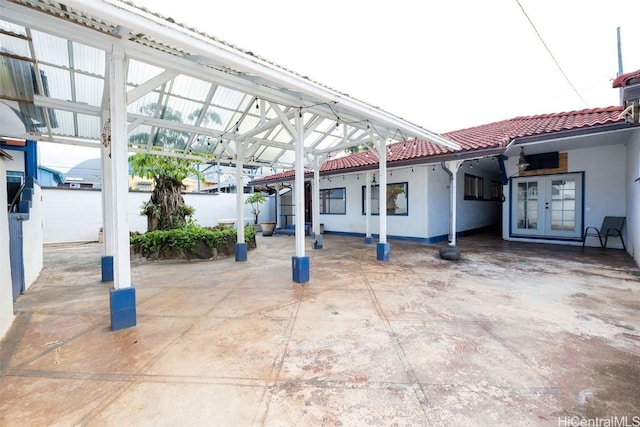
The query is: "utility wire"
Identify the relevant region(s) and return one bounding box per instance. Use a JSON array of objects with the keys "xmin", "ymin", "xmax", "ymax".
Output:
[{"xmin": 515, "ymin": 0, "xmax": 589, "ymax": 107}]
